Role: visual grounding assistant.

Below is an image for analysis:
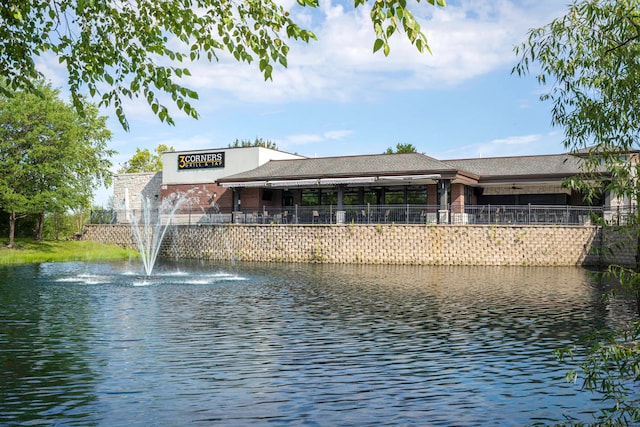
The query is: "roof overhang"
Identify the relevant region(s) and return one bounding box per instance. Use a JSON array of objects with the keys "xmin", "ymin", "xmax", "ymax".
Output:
[
  {"xmin": 269, "ymin": 179, "xmax": 320, "ymax": 187},
  {"xmin": 220, "ymin": 180, "xmax": 267, "ymax": 188},
  {"xmin": 319, "ymin": 176, "xmax": 377, "ymax": 185},
  {"xmin": 482, "ymin": 184, "xmax": 571, "ymax": 195},
  {"xmin": 220, "ymin": 174, "xmax": 442, "ymax": 188},
  {"xmin": 377, "ymin": 174, "xmax": 441, "ymax": 181}
]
